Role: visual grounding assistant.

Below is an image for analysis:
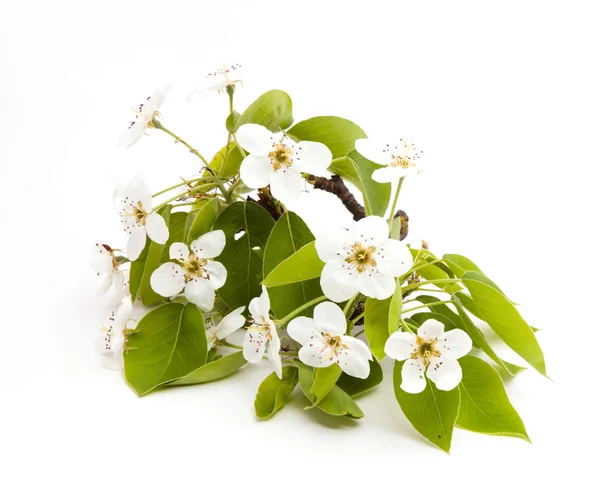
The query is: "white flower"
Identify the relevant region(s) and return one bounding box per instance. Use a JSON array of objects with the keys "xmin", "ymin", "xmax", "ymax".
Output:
[
  {"xmin": 385, "ymin": 319, "xmax": 472, "ymax": 393},
  {"xmin": 150, "ymin": 231, "xmax": 227, "ymax": 312},
  {"xmin": 288, "ymin": 302, "xmax": 372, "ymax": 379},
  {"xmin": 117, "ymin": 85, "xmax": 170, "ymax": 148},
  {"xmin": 315, "ymin": 216, "xmax": 412, "ymax": 302},
  {"xmin": 205, "ymin": 307, "xmax": 246, "ymax": 350},
  {"xmin": 98, "ymin": 295, "xmax": 137, "ymax": 370},
  {"xmin": 236, "ymin": 123, "xmax": 332, "ymax": 205},
  {"xmin": 189, "ymin": 63, "xmax": 243, "ymax": 100},
  {"xmin": 91, "ymin": 242, "xmax": 125, "ymax": 295},
  {"xmin": 355, "ymin": 138, "xmax": 422, "ymax": 183},
  {"xmin": 242, "ymin": 286, "xmax": 282, "ymax": 378},
  {"xmin": 114, "ymin": 175, "xmax": 169, "ymax": 261}
]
